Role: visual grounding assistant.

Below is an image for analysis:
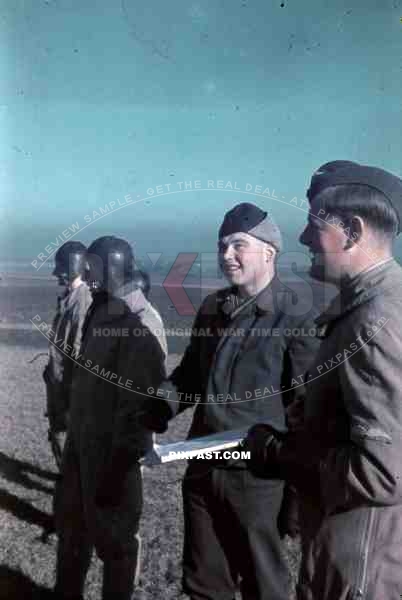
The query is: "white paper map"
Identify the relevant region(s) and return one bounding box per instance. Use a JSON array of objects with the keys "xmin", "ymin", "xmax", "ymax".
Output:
[{"xmin": 141, "ymin": 428, "xmax": 250, "ymax": 465}]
